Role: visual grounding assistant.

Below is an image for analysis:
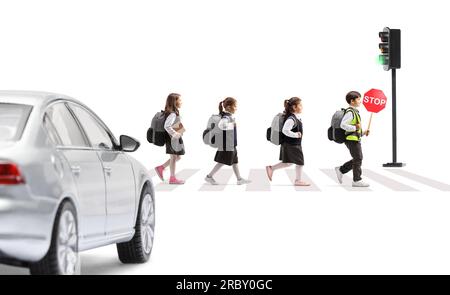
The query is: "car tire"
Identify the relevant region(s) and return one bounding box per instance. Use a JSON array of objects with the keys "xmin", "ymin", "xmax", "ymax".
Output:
[
  {"xmin": 29, "ymin": 200, "xmax": 80, "ymax": 275},
  {"xmin": 117, "ymin": 184, "xmax": 155, "ymax": 263}
]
